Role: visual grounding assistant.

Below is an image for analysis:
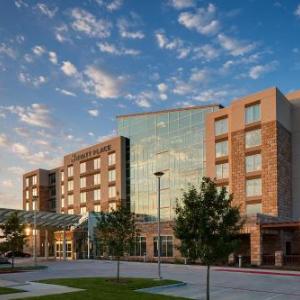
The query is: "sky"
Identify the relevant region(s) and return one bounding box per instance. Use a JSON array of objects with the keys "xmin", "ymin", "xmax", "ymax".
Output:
[{"xmin": 0, "ymin": 0, "xmax": 300, "ymax": 209}]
